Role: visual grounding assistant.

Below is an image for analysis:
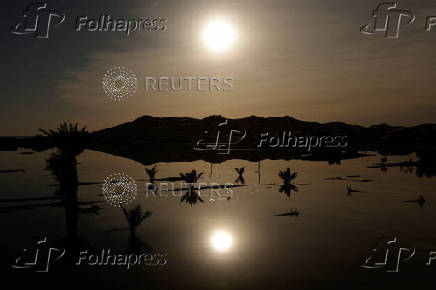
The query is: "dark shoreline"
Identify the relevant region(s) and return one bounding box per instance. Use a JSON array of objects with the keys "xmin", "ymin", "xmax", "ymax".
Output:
[{"xmin": 1, "ymin": 115, "xmax": 435, "ymax": 170}]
